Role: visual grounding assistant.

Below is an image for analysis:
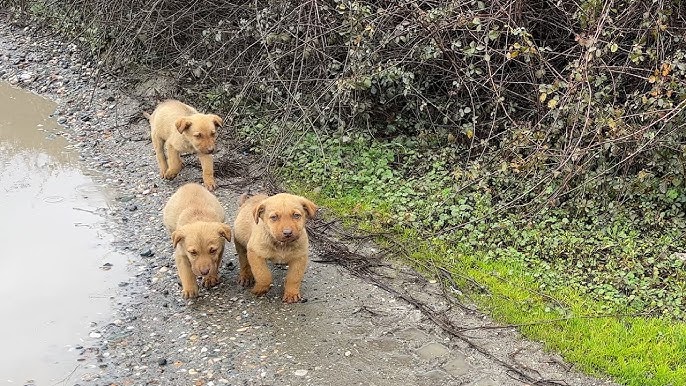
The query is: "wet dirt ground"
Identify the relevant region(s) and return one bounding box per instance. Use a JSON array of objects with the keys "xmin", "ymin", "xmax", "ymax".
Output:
[{"xmin": 0, "ymin": 20, "xmax": 620, "ymax": 386}]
